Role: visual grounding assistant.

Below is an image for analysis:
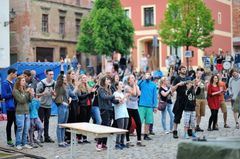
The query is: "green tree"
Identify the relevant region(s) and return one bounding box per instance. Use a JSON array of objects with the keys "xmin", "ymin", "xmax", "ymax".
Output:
[
  {"xmin": 159, "ymin": 0, "xmax": 214, "ymax": 51},
  {"xmin": 77, "ymin": 0, "xmax": 134, "ymax": 56}
]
